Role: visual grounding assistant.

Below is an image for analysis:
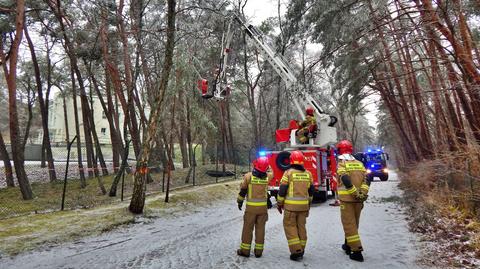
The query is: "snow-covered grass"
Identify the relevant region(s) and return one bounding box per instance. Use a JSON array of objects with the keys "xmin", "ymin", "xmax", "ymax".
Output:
[
  {"xmin": 399, "ymin": 157, "xmax": 480, "ymax": 268},
  {"xmin": 0, "ymin": 164, "xmax": 247, "ymax": 219},
  {"xmin": 0, "ymin": 180, "xmax": 240, "ymax": 256}
]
